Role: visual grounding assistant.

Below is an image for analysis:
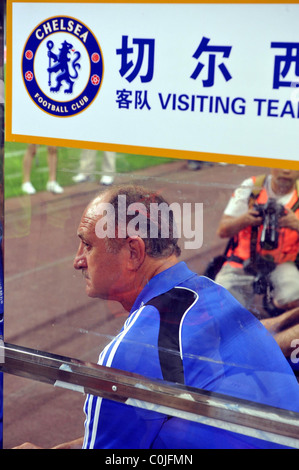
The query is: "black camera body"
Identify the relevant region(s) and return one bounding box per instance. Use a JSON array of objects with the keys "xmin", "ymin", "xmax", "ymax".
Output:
[
  {"xmin": 242, "ymin": 198, "xmax": 288, "ymax": 310},
  {"xmin": 253, "ymin": 197, "xmax": 286, "ymax": 251}
]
